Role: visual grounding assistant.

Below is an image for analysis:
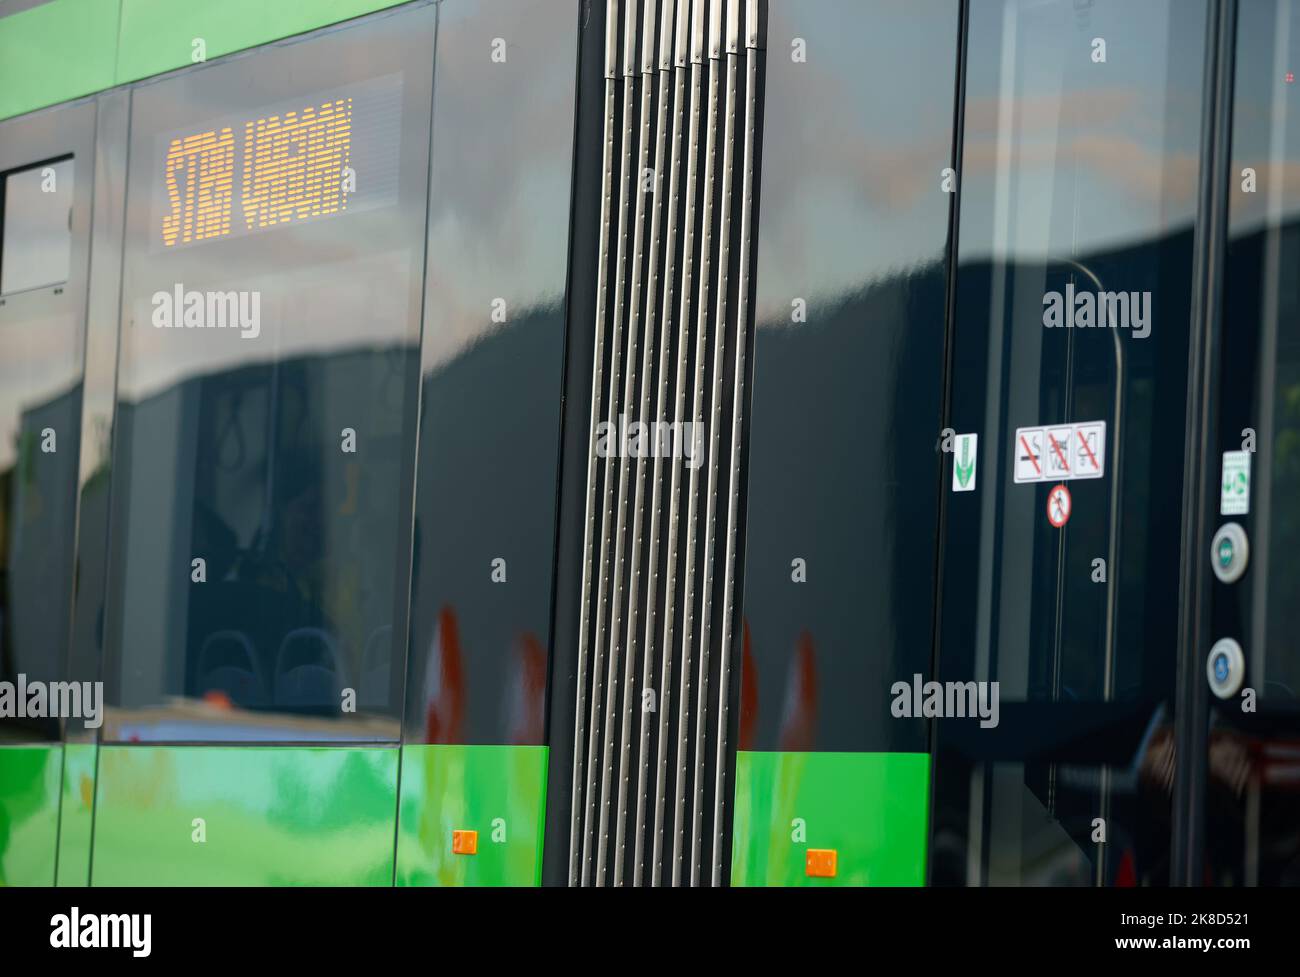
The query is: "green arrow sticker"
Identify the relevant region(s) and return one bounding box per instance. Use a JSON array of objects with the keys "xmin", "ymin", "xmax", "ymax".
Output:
[{"xmin": 952, "ymin": 433, "xmax": 977, "ymax": 492}]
